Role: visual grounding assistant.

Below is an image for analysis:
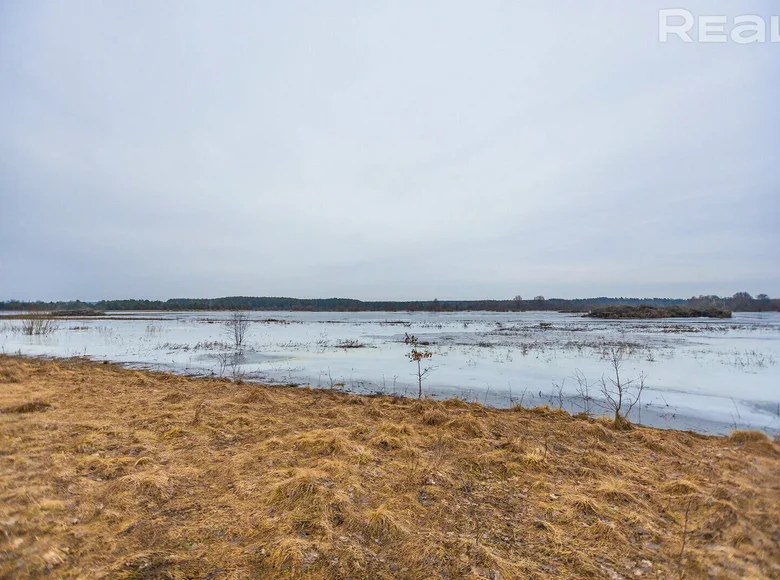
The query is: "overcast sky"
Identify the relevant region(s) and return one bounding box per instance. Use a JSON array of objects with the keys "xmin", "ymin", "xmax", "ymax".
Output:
[{"xmin": 1, "ymin": 1, "xmax": 777, "ymax": 301}]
